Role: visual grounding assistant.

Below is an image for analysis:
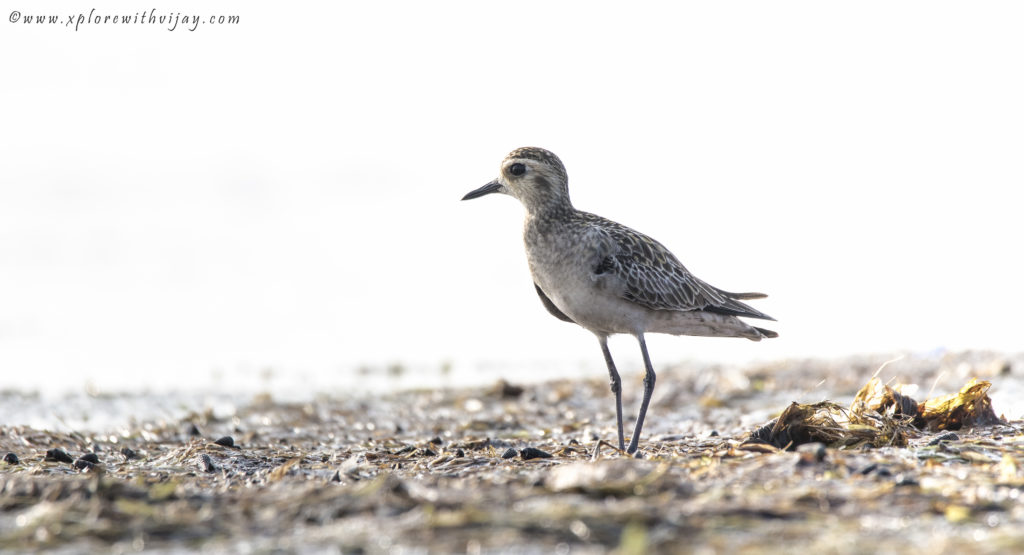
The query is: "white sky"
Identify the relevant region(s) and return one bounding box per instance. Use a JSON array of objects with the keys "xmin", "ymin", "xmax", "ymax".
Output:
[{"xmin": 1, "ymin": 1, "xmax": 1023, "ymax": 394}]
